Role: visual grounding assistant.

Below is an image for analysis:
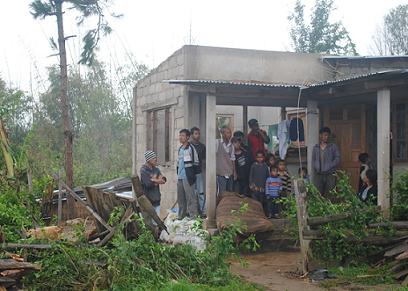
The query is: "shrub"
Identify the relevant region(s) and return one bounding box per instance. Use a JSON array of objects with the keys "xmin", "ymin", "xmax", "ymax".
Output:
[
  {"xmin": 280, "ymin": 171, "xmax": 387, "ymax": 263},
  {"xmin": 392, "ymin": 170, "xmax": 408, "ymax": 220}
]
